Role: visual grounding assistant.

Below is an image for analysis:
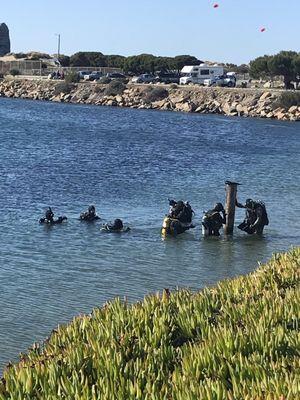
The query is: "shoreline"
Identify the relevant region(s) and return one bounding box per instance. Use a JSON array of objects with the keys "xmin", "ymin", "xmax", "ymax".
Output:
[{"xmin": 0, "ymin": 78, "xmax": 299, "ymax": 121}]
